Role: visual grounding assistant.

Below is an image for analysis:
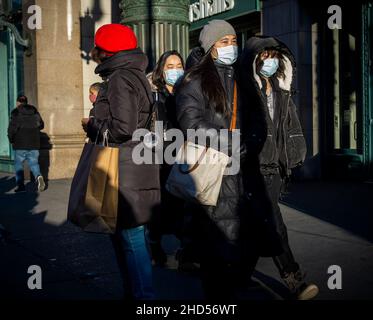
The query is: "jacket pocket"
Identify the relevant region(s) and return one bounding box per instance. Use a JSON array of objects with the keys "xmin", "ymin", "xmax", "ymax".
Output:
[
  {"xmin": 287, "ymin": 133, "xmax": 307, "ymax": 169},
  {"xmin": 259, "ymin": 134, "xmax": 277, "ymax": 166}
]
